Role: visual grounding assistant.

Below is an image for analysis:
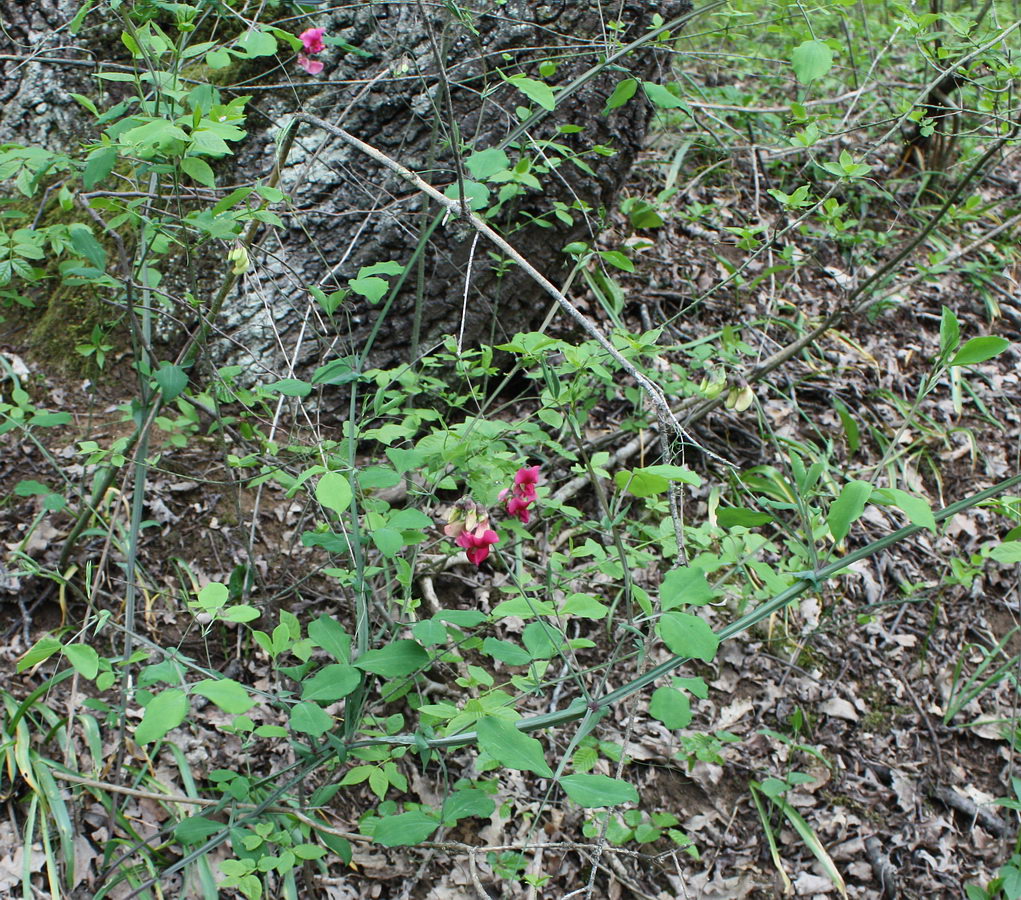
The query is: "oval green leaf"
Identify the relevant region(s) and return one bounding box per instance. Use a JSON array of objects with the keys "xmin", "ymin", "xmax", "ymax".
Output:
[
  {"xmin": 372, "ymin": 811, "xmax": 439, "ymax": 847},
  {"xmin": 300, "ymin": 665, "xmax": 360, "ymax": 703},
  {"xmin": 136, "ymin": 689, "xmax": 188, "ymax": 744},
  {"xmin": 559, "ymin": 774, "xmax": 638, "ymax": 808},
  {"xmin": 192, "ymin": 677, "xmax": 255, "ymax": 714},
  {"xmin": 827, "ymin": 480, "xmax": 872, "ymax": 543},
  {"xmin": 316, "ymin": 472, "xmax": 352, "ymax": 515},
  {"xmin": 64, "ymin": 643, "xmax": 100, "ymax": 680},
  {"xmin": 949, "ymin": 336, "xmax": 1010, "ymax": 367},
  {"xmin": 476, "ymin": 716, "xmax": 554, "ymax": 778},
  {"xmin": 658, "ymin": 611, "xmax": 719, "ymax": 663}
]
